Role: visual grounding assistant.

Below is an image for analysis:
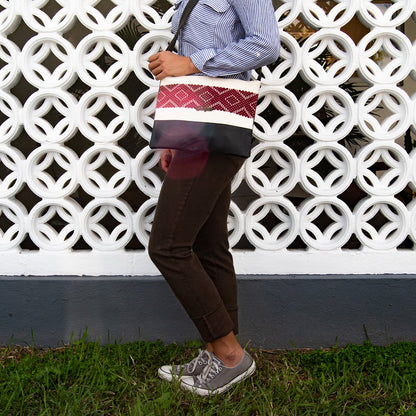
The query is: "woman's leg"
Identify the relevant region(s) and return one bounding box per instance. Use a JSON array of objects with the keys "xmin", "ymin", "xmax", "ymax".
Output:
[
  {"xmin": 148, "ymin": 150, "xmax": 244, "ymax": 343},
  {"xmin": 193, "ymin": 182, "xmax": 239, "ymax": 336},
  {"xmin": 193, "ymin": 178, "xmax": 243, "ymax": 366}
]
